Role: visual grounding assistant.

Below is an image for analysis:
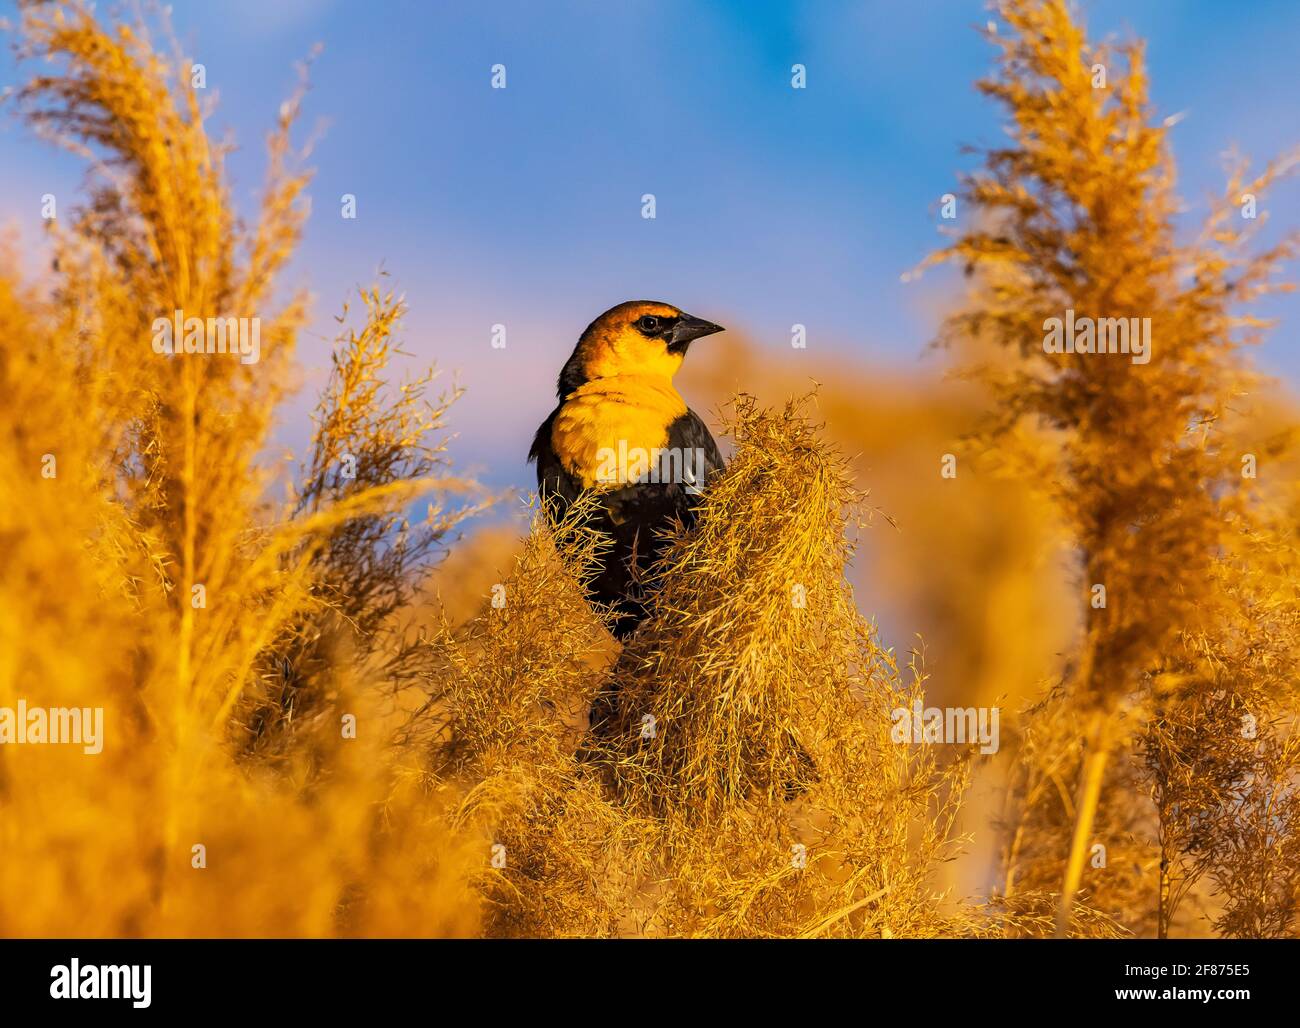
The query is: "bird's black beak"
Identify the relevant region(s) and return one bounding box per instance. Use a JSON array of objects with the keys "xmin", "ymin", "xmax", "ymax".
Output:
[{"xmin": 668, "ymin": 313, "xmax": 725, "ymax": 353}]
